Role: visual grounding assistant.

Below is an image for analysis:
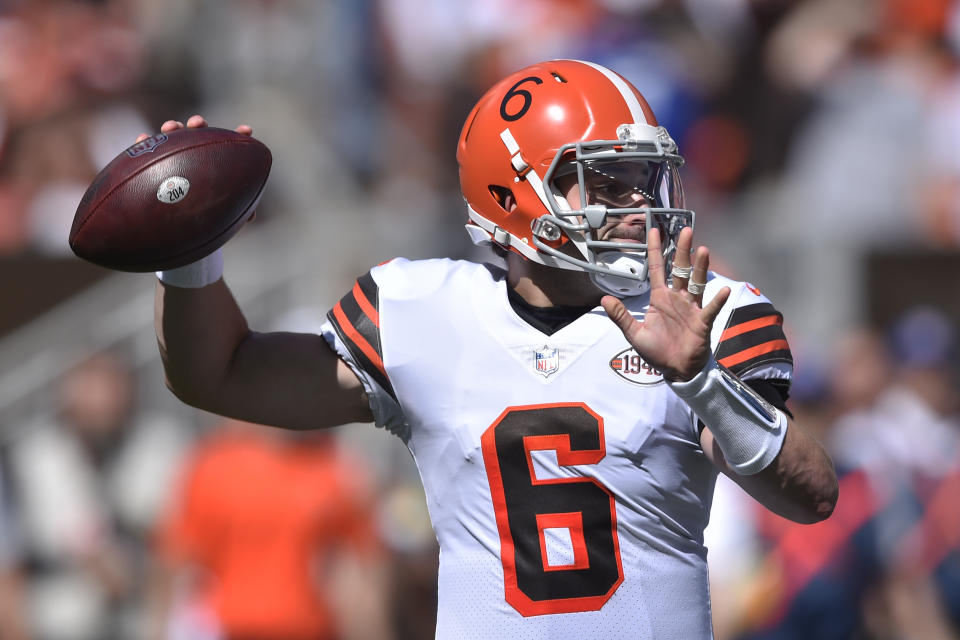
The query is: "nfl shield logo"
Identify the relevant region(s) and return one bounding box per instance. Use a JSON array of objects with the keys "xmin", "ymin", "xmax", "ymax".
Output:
[
  {"xmin": 126, "ymin": 133, "xmax": 168, "ymax": 158},
  {"xmin": 534, "ymin": 346, "xmax": 559, "ymax": 378}
]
